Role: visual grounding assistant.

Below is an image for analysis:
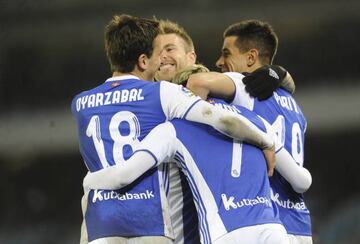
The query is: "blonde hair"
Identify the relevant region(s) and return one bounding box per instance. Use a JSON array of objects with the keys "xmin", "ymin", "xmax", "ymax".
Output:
[
  {"xmin": 159, "ymin": 19, "xmax": 194, "ymax": 52},
  {"xmin": 172, "ymin": 64, "xmax": 209, "ymax": 86}
]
